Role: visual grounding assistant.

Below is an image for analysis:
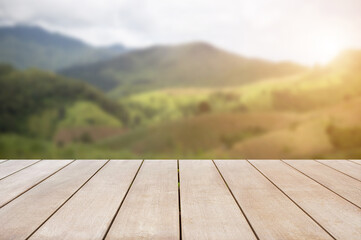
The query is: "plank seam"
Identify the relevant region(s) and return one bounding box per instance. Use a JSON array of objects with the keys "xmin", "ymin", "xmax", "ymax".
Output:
[
  {"xmin": 315, "ymin": 160, "xmax": 361, "ymax": 182},
  {"xmin": 25, "ymin": 160, "xmax": 110, "ymax": 239},
  {"xmin": 0, "ymin": 160, "xmax": 75, "ymax": 209},
  {"xmin": 212, "ymin": 160, "xmax": 260, "ymax": 240},
  {"xmin": 347, "ymin": 160, "xmax": 361, "ymax": 166},
  {"xmin": 0, "ymin": 160, "xmax": 42, "ymax": 181},
  {"xmin": 0, "ymin": 160, "xmax": 9, "ymax": 165},
  {"xmin": 248, "ymin": 160, "xmax": 336, "ymax": 240},
  {"xmin": 281, "ymin": 160, "xmax": 361, "ymax": 210},
  {"xmin": 177, "ymin": 160, "xmax": 182, "ymax": 240},
  {"xmin": 102, "ymin": 159, "xmax": 144, "ymax": 240}
]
